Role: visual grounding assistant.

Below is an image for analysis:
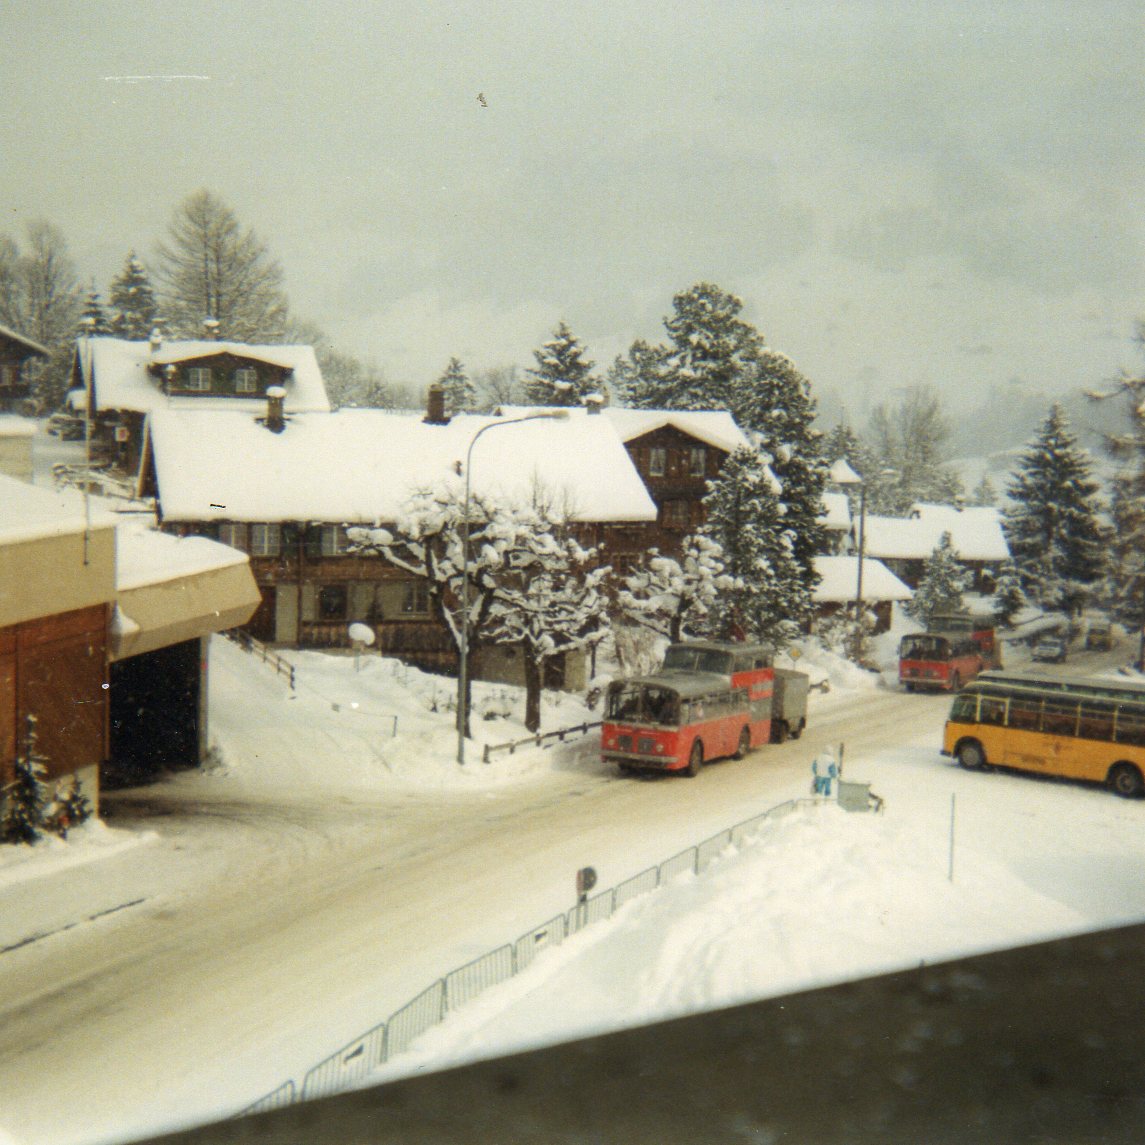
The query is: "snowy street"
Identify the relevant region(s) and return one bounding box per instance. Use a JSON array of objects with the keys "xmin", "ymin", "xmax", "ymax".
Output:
[{"xmin": 0, "ymin": 635, "xmax": 1141, "ymax": 1144}]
